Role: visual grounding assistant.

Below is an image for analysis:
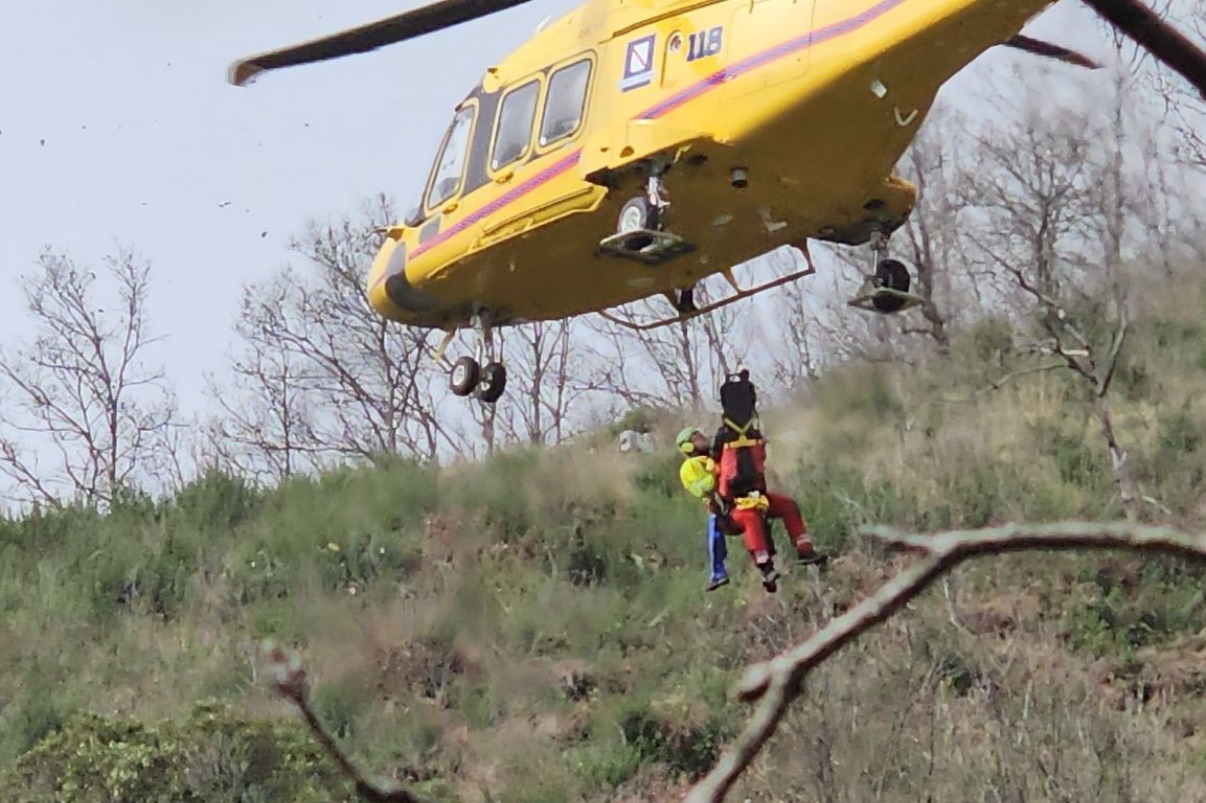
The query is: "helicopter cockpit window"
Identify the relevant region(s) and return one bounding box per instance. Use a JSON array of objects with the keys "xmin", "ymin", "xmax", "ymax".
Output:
[
  {"xmin": 426, "ymin": 105, "xmax": 475, "ymax": 211},
  {"xmin": 539, "ymin": 59, "xmax": 591, "ymax": 146},
  {"xmin": 492, "ymin": 80, "xmax": 540, "ymax": 171}
]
